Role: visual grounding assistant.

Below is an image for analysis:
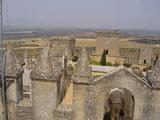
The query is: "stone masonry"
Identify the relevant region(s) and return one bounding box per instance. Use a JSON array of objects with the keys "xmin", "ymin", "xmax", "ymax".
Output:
[{"xmin": 1, "ymin": 43, "xmax": 160, "ymax": 120}]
